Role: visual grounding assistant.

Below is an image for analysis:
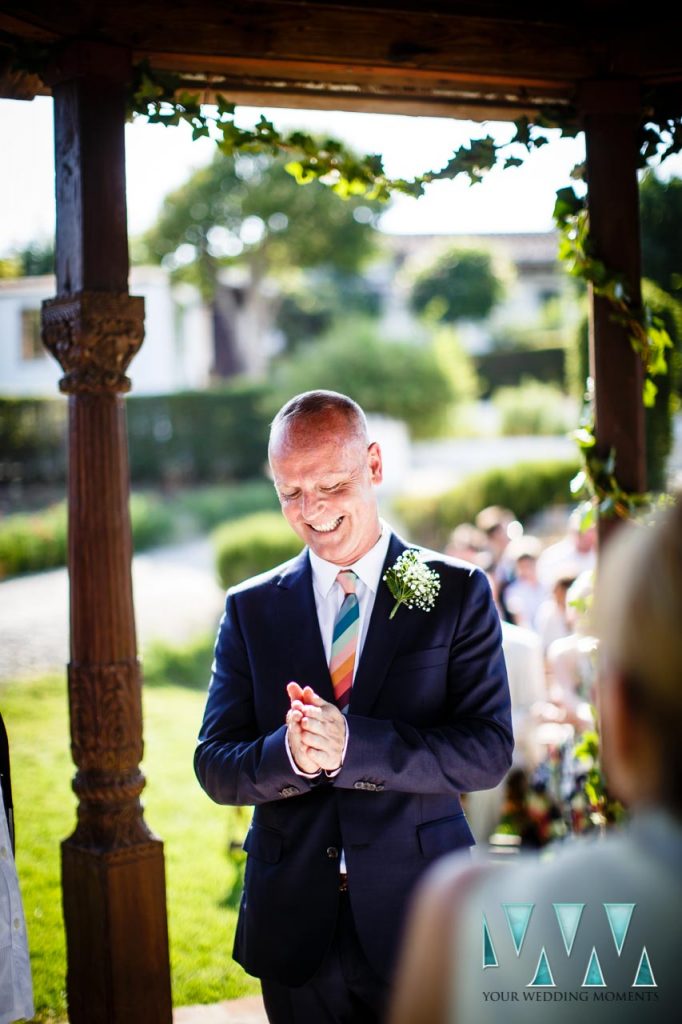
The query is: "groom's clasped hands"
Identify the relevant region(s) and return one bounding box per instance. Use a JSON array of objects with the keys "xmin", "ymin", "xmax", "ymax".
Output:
[{"xmin": 286, "ymin": 681, "xmax": 347, "ymax": 774}]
